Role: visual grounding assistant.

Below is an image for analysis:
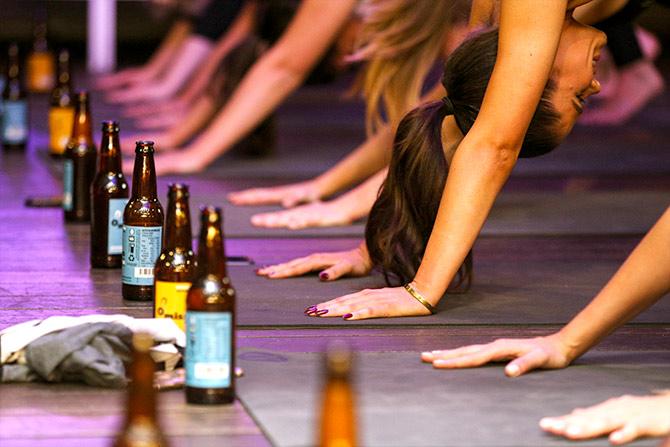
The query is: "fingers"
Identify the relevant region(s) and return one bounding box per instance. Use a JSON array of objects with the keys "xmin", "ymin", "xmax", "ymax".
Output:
[
  {"xmin": 319, "ymin": 261, "xmax": 356, "ymax": 281},
  {"xmin": 504, "ymin": 349, "xmax": 549, "ymax": 377},
  {"xmin": 256, "ymin": 254, "xmax": 342, "ymax": 279},
  {"xmin": 228, "ymin": 188, "xmax": 285, "ymax": 206}
]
